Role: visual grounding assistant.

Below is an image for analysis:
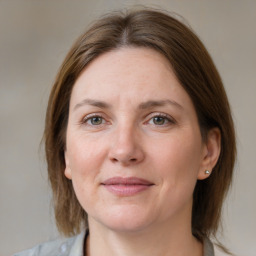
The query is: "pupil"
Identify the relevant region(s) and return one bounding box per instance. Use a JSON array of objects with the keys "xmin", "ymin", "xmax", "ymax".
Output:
[
  {"xmin": 92, "ymin": 117, "xmax": 102, "ymax": 125},
  {"xmin": 154, "ymin": 117, "xmax": 164, "ymax": 125}
]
